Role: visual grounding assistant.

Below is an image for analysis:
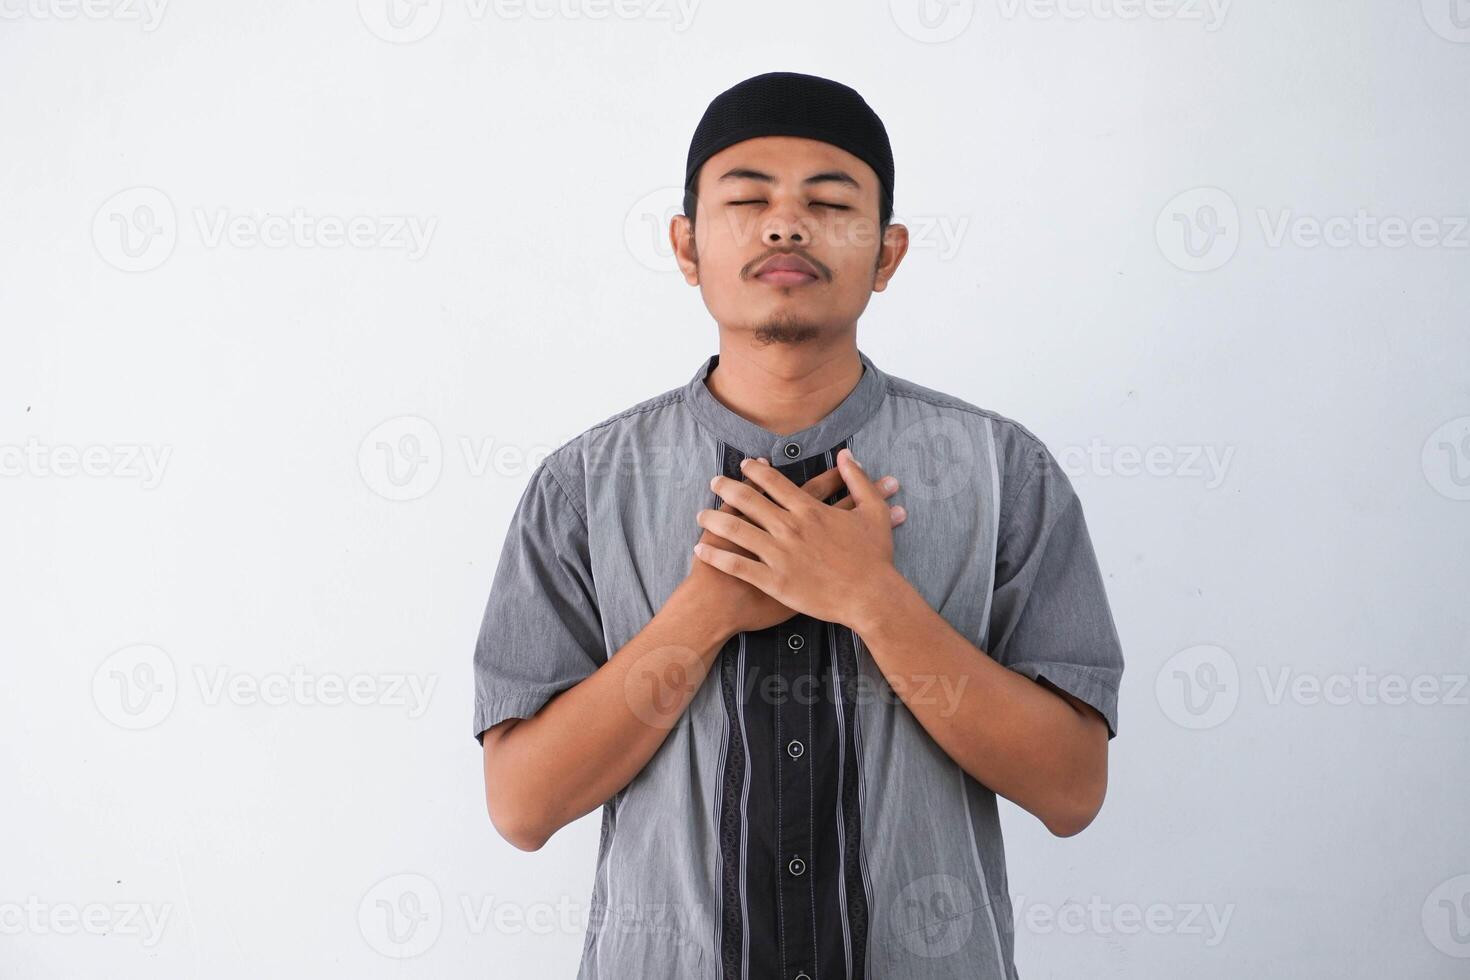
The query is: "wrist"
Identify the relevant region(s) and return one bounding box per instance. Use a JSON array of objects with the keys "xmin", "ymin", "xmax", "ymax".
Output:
[
  {"xmin": 845, "ymin": 563, "xmax": 914, "ymax": 639},
  {"xmin": 670, "ymin": 578, "xmax": 738, "ymax": 653}
]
